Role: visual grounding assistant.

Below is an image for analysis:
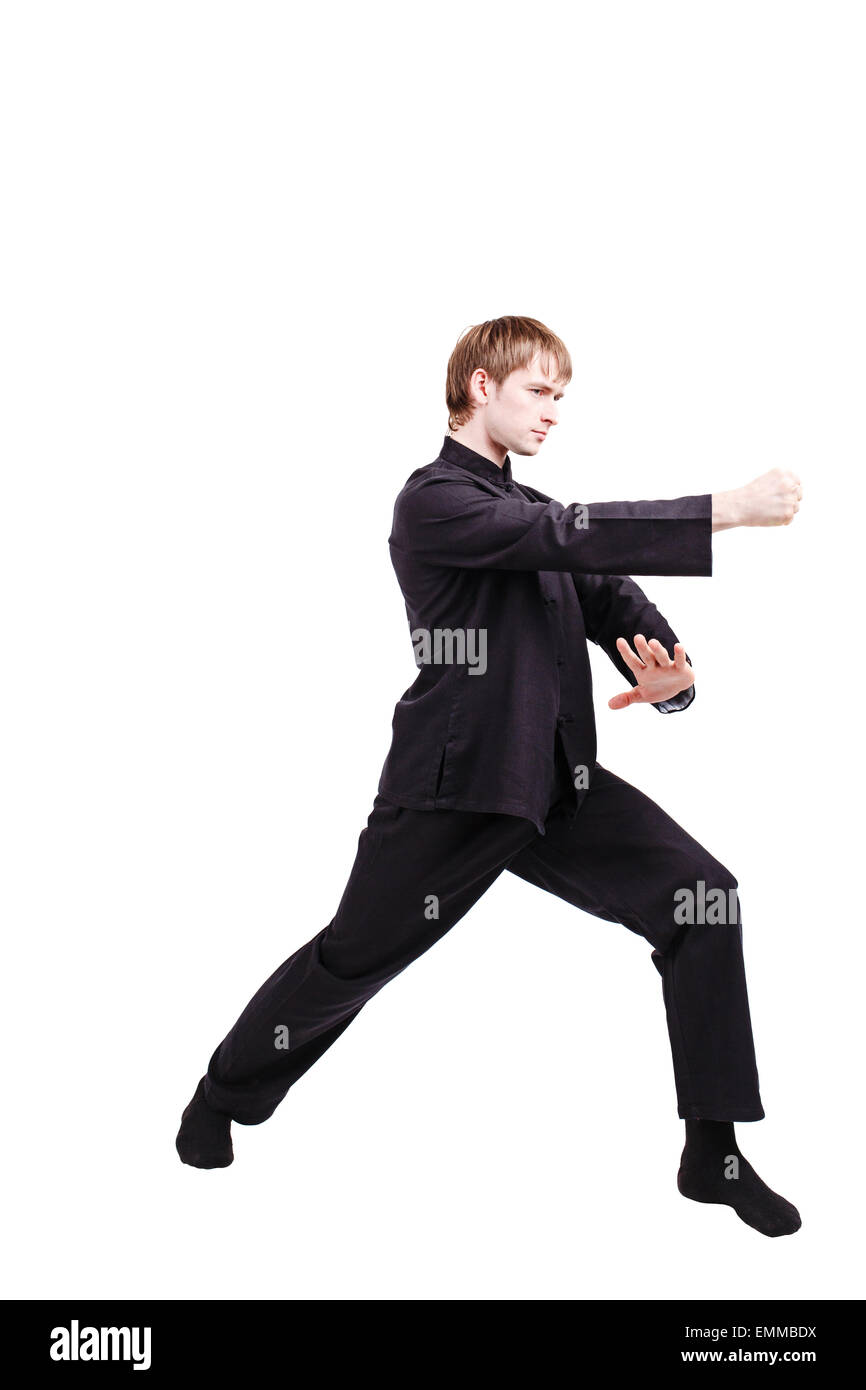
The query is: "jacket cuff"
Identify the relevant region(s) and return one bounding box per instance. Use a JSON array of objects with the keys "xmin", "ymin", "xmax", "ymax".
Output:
[{"xmin": 653, "ymin": 682, "xmax": 695, "ymax": 713}]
